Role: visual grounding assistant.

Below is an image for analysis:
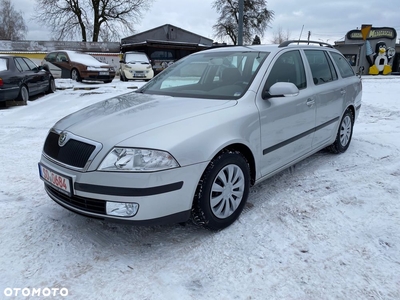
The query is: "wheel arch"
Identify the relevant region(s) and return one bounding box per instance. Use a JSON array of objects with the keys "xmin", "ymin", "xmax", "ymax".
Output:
[{"xmin": 211, "ymin": 143, "xmax": 256, "ymax": 187}]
